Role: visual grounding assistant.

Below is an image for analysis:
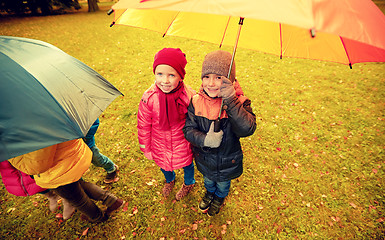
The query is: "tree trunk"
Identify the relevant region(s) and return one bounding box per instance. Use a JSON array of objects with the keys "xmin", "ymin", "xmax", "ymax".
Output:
[{"xmin": 87, "ymin": 0, "xmax": 99, "ymax": 12}]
